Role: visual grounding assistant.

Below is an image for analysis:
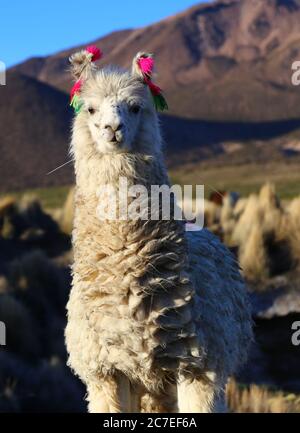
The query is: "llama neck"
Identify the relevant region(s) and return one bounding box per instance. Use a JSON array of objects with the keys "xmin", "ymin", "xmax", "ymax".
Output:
[
  {"xmin": 72, "ymin": 130, "xmax": 188, "ymax": 296},
  {"xmin": 74, "ymin": 142, "xmax": 169, "ymax": 197}
]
